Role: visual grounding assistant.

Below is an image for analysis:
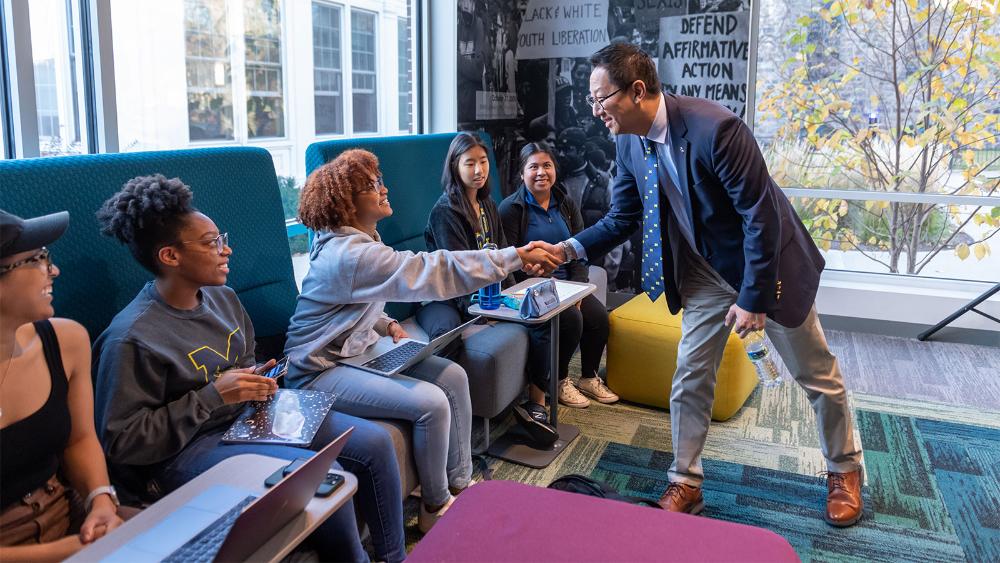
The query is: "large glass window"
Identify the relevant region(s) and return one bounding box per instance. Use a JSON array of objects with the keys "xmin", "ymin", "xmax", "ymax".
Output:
[
  {"xmin": 104, "ymin": 0, "xmax": 413, "ymax": 181},
  {"xmin": 244, "ymin": 0, "xmax": 284, "ymax": 138},
  {"xmin": 397, "ymin": 16, "xmax": 411, "ymax": 132},
  {"xmin": 313, "ymin": 2, "xmax": 343, "ymax": 135},
  {"xmin": 754, "ymin": 0, "xmax": 1000, "ymax": 282},
  {"xmin": 184, "ymin": 0, "xmax": 234, "ymax": 141},
  {"xmin": 30, "ymin": 0, "xmax": 87, "ymax": 156},
  {"xmin": 351, "ymin": 9, "xmax": 377, "ymax": 133}
]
